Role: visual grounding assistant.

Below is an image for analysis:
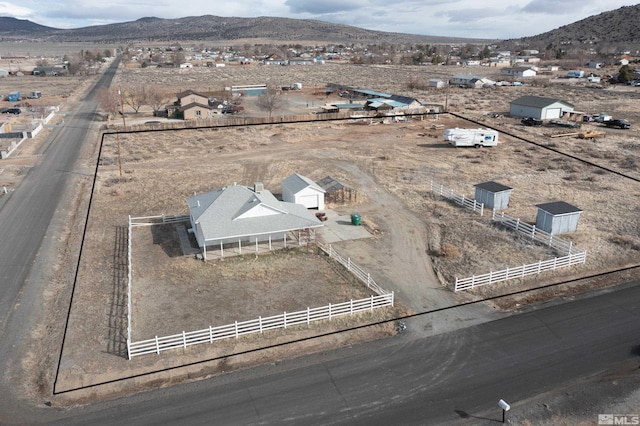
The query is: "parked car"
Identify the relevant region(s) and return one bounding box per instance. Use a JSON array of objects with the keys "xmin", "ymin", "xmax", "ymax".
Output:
[
  {"xmin": 4, "ymin": 107, "xmax": 21, "ymax": 115},
  {"xmin": 521, "ymin": 117, "xmax": 543, "ymax": 126},
  {"xmin": 603, "ymin": 119, "xmax": 631, "ymax": 129}
]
